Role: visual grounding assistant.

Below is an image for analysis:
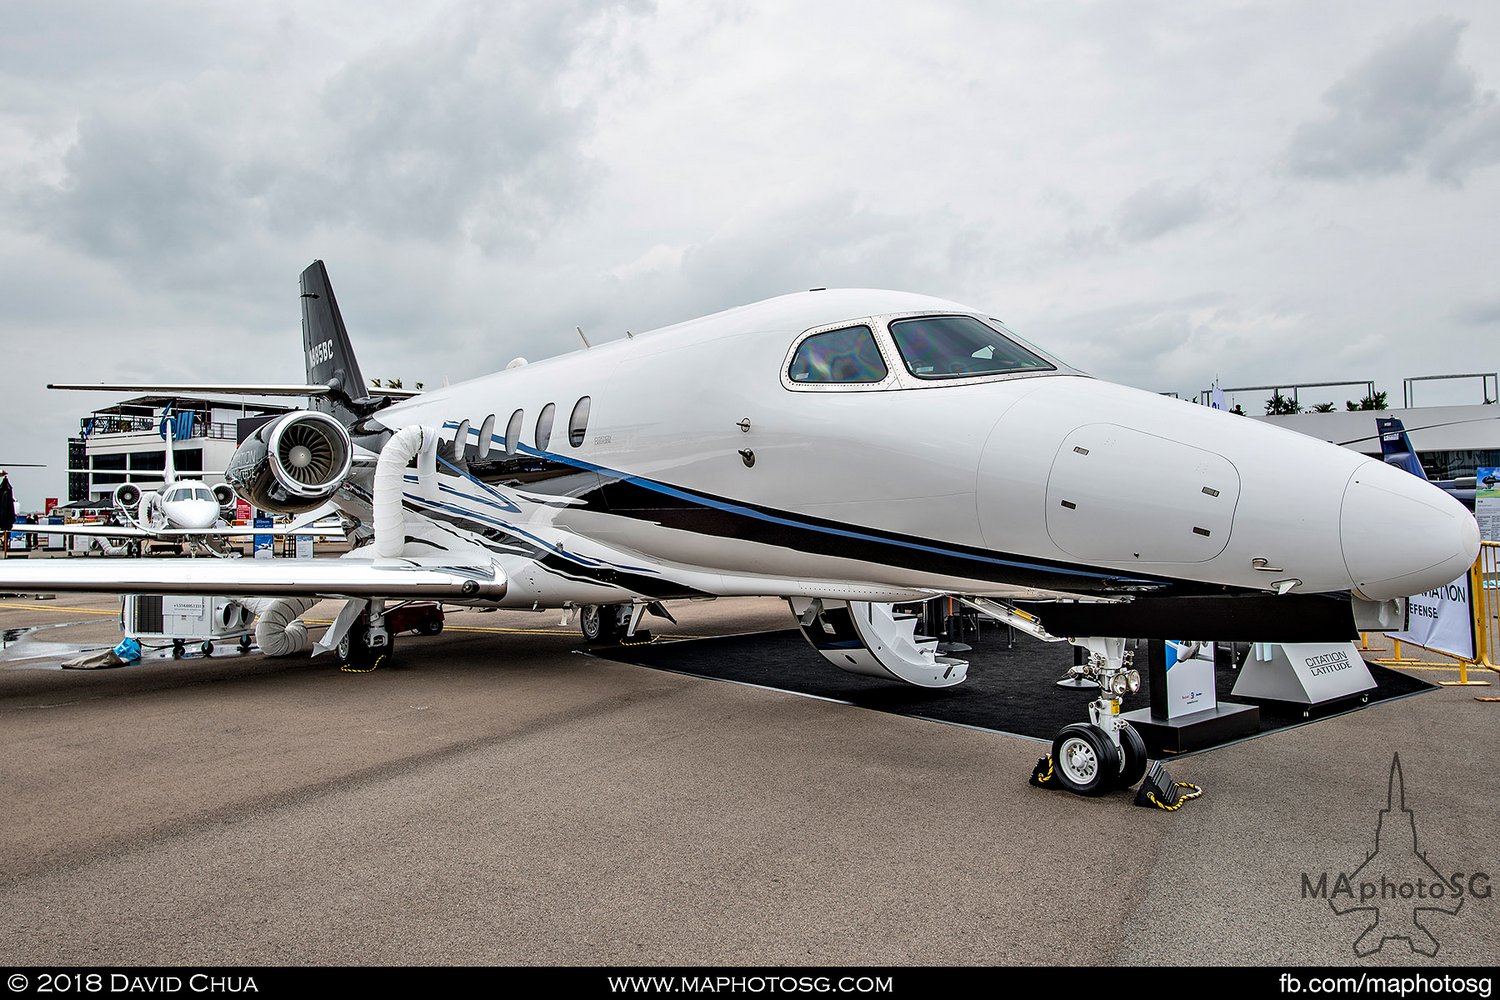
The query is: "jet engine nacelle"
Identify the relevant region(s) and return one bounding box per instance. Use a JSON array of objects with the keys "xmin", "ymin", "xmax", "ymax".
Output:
[
  {"xmin": 212, "ymin": 483, "xmax": 237, "ymax": 511},
  {"xmin": 113, "ymin": 482, "xmax": 142, "ymax": 511},
  {"xmin": 225, "ymin": 411, "xmax": 353, "ymax": 515}
]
